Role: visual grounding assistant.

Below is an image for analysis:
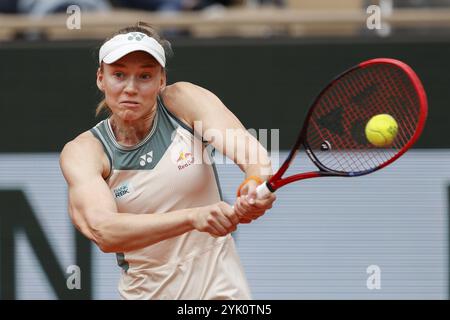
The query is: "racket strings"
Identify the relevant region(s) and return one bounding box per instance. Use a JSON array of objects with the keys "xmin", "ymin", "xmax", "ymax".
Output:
[
  {"xmin": 328, "ymin": 67, "xmax": 416, "ymax": 167},
  {"xmin": 309, "ymin": 76, "xmax": 391, "ymax": 172},
  {"xmin": 309, "ymin": 85, "xmax": 375, "ymax": 171},
  {"xmin": 306, "ymin": 63, "xmax": 421, "ymax": 174},
  {"xmin": 343, "ymin": 69, "xmax": 400, "ymax": 164},
  {"xmin": 371, "ymin": 66, "xmax": 419, "ymax": 144}
]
